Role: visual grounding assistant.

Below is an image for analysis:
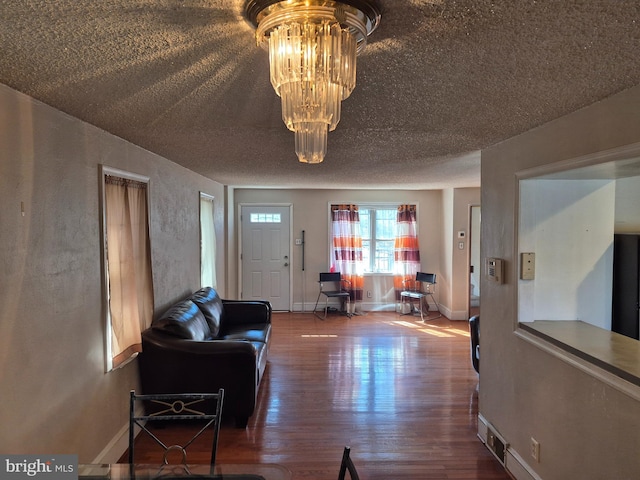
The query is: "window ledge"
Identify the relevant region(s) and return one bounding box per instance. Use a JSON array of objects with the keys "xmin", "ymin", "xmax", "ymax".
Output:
[{"xmin": 517, "ymin": 320, "xmax": 640, "ymax": 398}]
